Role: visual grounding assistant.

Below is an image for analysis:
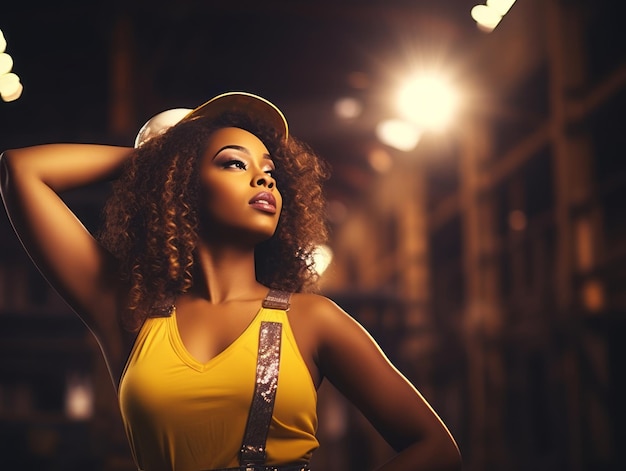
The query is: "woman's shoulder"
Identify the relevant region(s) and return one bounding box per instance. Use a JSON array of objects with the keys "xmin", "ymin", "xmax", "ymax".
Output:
[
  {"xmin": 288, "ymin": 292, "xmax": 355, "ymax": 332},
  {"xmin": 289, "ymin": 292, "xmax": 341, "ymax": 315}
]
